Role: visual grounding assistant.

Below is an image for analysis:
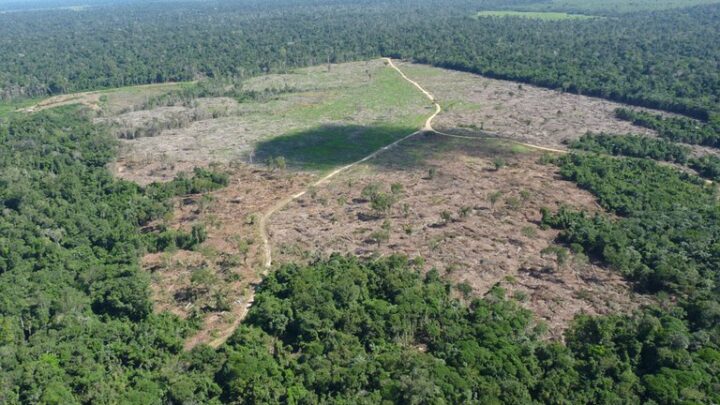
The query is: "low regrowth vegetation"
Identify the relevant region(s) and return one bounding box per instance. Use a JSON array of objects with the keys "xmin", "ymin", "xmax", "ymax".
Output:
[
  {"xmin": 569, "ymin": 132, "xmax": 690, "ymax": 163},
  {"xmin": 616, "ymin": 108, "xmax": 720, "ymax": 147}
]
